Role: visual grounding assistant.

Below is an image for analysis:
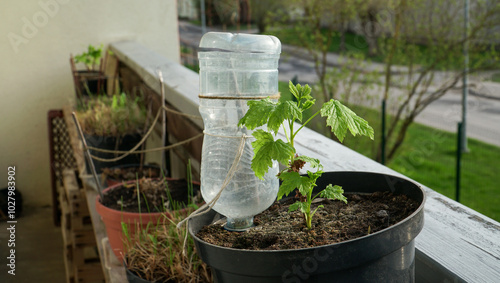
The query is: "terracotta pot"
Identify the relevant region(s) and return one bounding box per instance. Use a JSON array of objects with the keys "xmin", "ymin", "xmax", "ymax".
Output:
[{"xmin": 96, "ymin": 179, "xmax": 200, "ymax": 261}]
